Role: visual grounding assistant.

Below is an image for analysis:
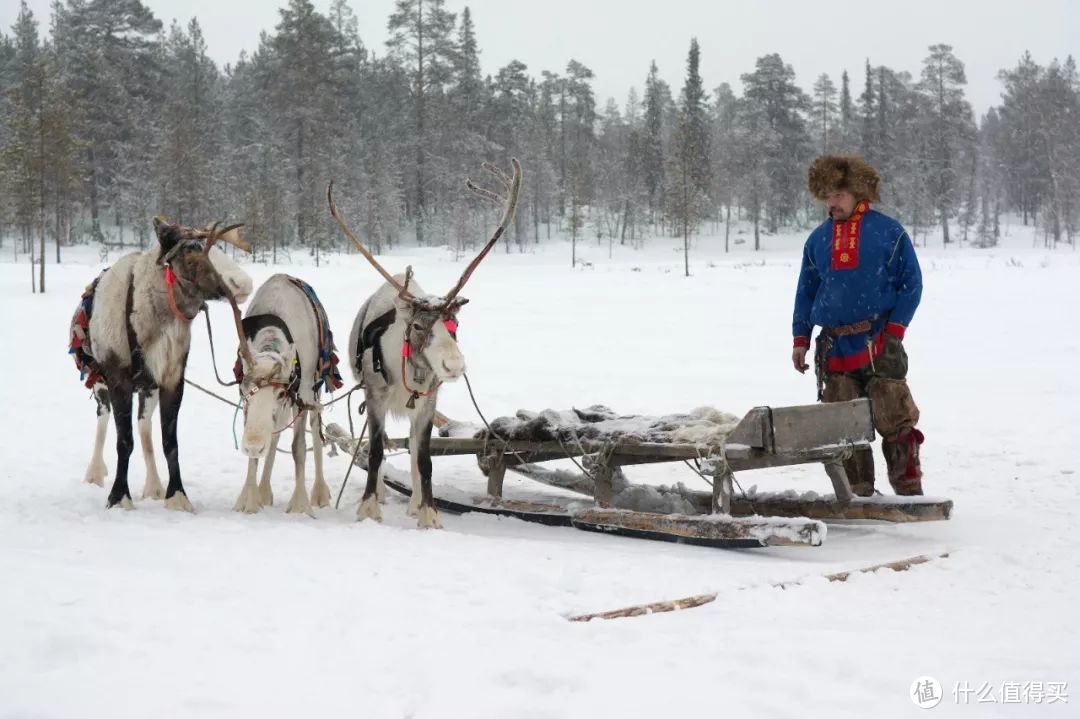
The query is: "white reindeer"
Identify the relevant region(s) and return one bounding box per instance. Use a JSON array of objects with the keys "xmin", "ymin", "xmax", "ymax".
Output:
[
  {"xmin": 233, "ymin": 273, "xmax": 343, "ymax": 516},
  {"xmin": 71, "ymin": 218, "xmax": 253, "ymax": 510},
  {"xmin": 328, "ymin": 158, "xmax": 522, "ymax": 529}
]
